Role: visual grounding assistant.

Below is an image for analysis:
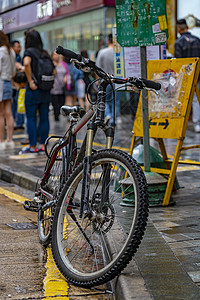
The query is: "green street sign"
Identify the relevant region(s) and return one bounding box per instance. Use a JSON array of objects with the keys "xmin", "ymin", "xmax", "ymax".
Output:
[{"xmin": 115, "ymin": 0, "xmax": 168, "ymax": 47}]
